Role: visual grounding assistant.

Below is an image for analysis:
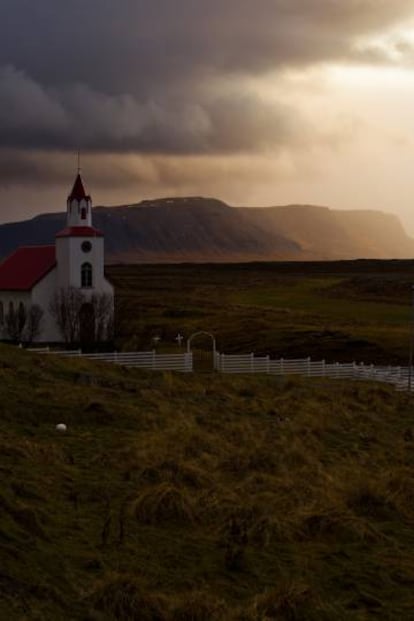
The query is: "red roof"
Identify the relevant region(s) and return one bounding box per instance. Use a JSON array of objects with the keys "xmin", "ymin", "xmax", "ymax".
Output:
[
  {"xmin": 68, "ymin": 173, "xmax": 90, "ymax": 201},
  {"xmin": 0, "ymin": 245, "xmax": 56, "ymax": 291},
  {"xmin": 56, "ymin": 226, "xmax": 104, "ymax": 238}
]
